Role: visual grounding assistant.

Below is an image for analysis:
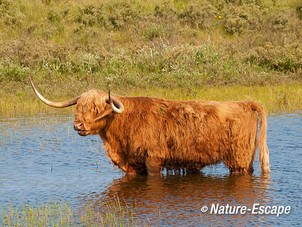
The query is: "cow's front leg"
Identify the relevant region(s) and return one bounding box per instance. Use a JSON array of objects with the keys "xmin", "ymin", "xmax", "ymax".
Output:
[
  {"xmin": 107, "ymin": 150, "xmax": 147, "ymax": 174},
  {"xmin": 146, "ymin": 156, "xmax": 162, "ymax": 176}
]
